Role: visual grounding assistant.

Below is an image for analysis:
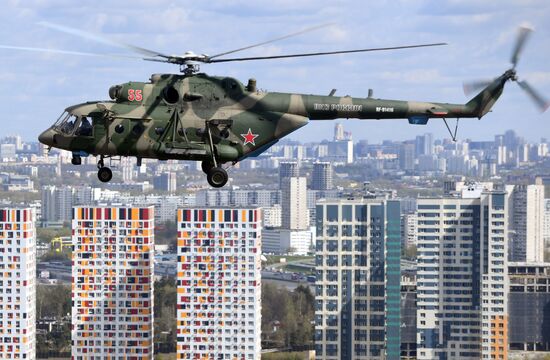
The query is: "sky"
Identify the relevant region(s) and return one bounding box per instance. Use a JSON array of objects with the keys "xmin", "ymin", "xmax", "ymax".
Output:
[{"xmin": 0, "ymin": 0, "xmax": 549, "ymax": 143}]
